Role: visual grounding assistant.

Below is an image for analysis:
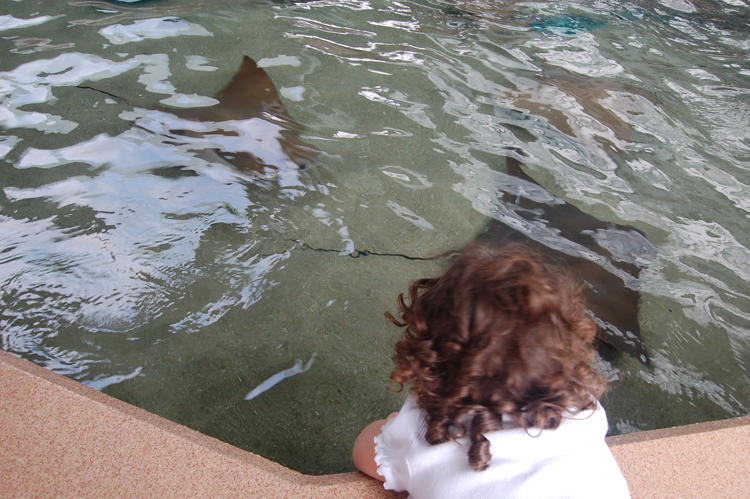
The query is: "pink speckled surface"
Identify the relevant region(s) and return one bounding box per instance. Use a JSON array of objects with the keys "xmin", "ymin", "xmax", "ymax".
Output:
[
  {"xmin": 608, "ymin": 417, "xmax": 750, "ymax": 499},
  {"xmin": 1, "ymin": 349, "xmax": 748, "ymax": 499}
]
